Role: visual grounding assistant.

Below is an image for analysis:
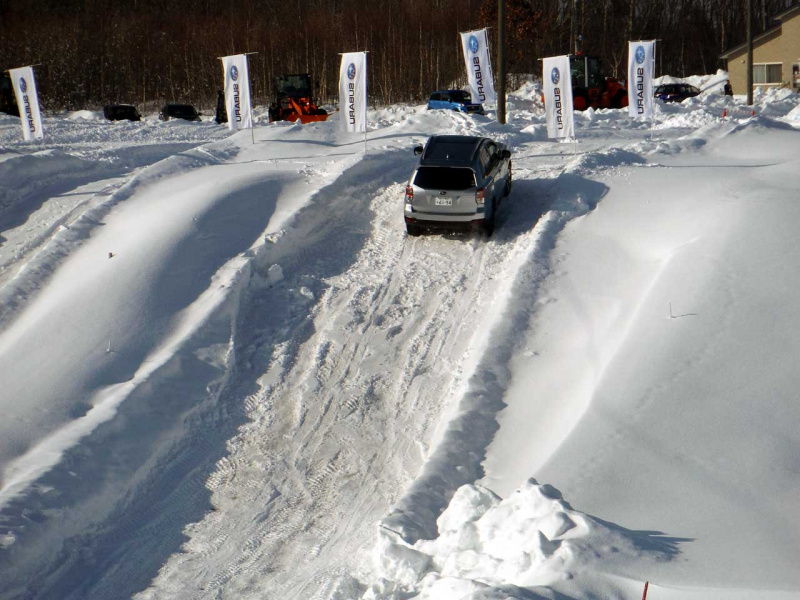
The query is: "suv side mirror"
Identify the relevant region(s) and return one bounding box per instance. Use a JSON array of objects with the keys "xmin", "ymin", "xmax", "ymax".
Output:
[
  {"xmin": 501, "ymin": 149, "xmax": 511, "ymax": 160},
  {"xmin": 413, "ymin": 145, "xmax": 424, "ymax": 156}
]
